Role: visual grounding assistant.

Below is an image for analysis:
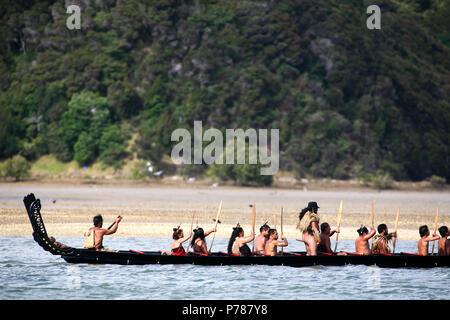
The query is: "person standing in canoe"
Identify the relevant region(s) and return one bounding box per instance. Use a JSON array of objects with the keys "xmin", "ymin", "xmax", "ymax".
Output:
[
  {"xmin": 297, "ymin": 201, "xmax": 321, "ymax": 256},
  {"xmin": 171, "ymin": 226, "xmax": 192, "ymax": 256},
  {"xmin": 371, "ymin": 224, "xmax": 397, "ymax": 255},
  {"xmin": 254, "ymin": 222, "xmax": 270, "ymax": 254},
  {"xmin": 265, "ymin": 229, "xmax": 288, "ymax": 256},
  {"xmin": 355, "ymin": 225, "xmax": 376, "ymax": 255},
  {"xmin": 438, "ymin": 226, "xmax": 450, "ymax": 256},
  {"xmin": 227, "ymin": 223, "xmax": 254, "ymax": 256},
  {"xmin": 417, "ymin": 225, "xmax": 440, "ymax": 256},
  {"xmin": 190, "ymin": 226, "xmax": 216, "ymax": 255},
  {"xmin": 84, "ymin": 214, "xmax": 122, "ymax": 251}
]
